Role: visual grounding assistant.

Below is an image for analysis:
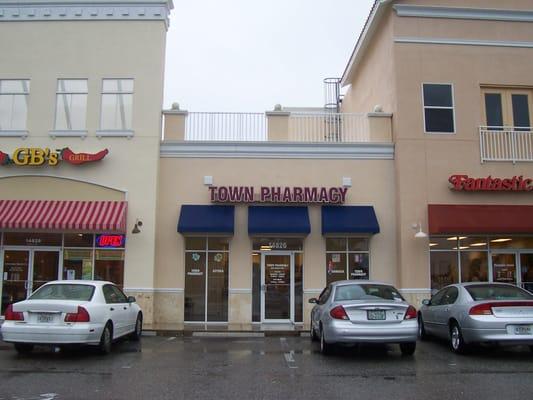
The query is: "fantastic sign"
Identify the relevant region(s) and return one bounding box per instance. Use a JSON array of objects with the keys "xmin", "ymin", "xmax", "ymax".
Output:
[
  {"xmin": 0, "ymin": 147, "xmax": 109, "ymax": 166},
  {"xmin": 209, "ymin": 186, "xmax": 349, "ymax": 204},
  {"xmin": 449, "ymin": 174, "xmax": 533, "ymax": 192}
]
